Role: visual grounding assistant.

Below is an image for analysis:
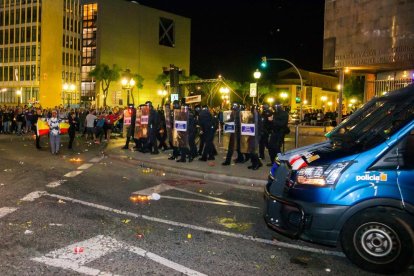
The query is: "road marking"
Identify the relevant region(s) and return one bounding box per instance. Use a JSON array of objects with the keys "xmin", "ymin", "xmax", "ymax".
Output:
[
  {"xmin": 32, "ymin": 235, "xmax": 206, "ymax": 276},
  {"xmin": 46, "ymin": 180, "xmax": 67, "ymax": 188},
  {"xmin": 77, "ymin": 163, "xmax": 94, "ymax": 170},
  {"xmin": 44, "ymin": 192, "xmax": 345, "ymax": 257},
  {"xmin": 20, "ymin": 191, "xmax": 47, "ymax": 201},
  {"xmin": 0, "ymin": 207, "xmax": 18, "ymax": 218},
  {"xmin": 134, "ymin": 184, "xmax": 258, "ymax": 209},
  {"xmin": 64, "ymin": 171, "xmax": 83, "ymax": 178},
  {"xmin": 89, "ymin": 156, "xmax": 104, "ymax": 163}
]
